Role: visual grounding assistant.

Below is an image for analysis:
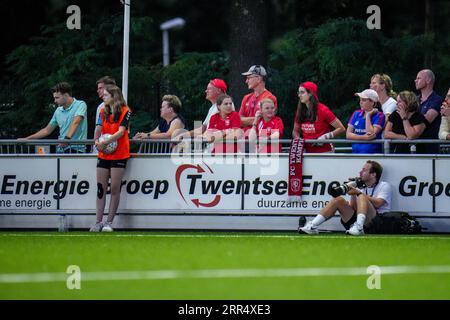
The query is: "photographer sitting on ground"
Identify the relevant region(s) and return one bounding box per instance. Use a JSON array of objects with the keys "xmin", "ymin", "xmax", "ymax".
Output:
[{"xmin": 299, "ymin": 160, "xmax": 392, "ymax": 236}]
